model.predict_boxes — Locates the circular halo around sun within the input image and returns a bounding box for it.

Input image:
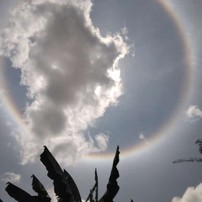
[0,0,194,160]
[87,0,194,159]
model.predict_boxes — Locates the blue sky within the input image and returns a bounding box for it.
[0,1,202,202]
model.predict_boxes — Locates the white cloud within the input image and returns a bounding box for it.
[186,105,202,119]
[139,132,149,142]
[95,133,109,151]
[0,0,129,164]
[1,172,21,184]
[139,133,146,141]
[172,183,202,202]
[47,187,57,202]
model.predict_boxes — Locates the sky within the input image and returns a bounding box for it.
[0,0,202,202]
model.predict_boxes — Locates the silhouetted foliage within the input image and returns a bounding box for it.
[195,139,202,153]
[40,146,81,202]
[99,146,120,202]
[173,139,202,164]
[2,146,128,202]
[5,182,51,202]
[86,169,98,202]
[31,175,50,198]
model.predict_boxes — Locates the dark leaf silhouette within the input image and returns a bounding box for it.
[31,174,50,198]
[173,158,202,163]
[99,146,120,202]
[63,169,82,202]
[5,182,31,202]
[195,139,202,153]
[40,146,82,202]
[5,182,51,202]
[3,146,130,202]
[86,169,98,202]
[173,139,202,164]
[95,169,98,202]
[40,146,73,202]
